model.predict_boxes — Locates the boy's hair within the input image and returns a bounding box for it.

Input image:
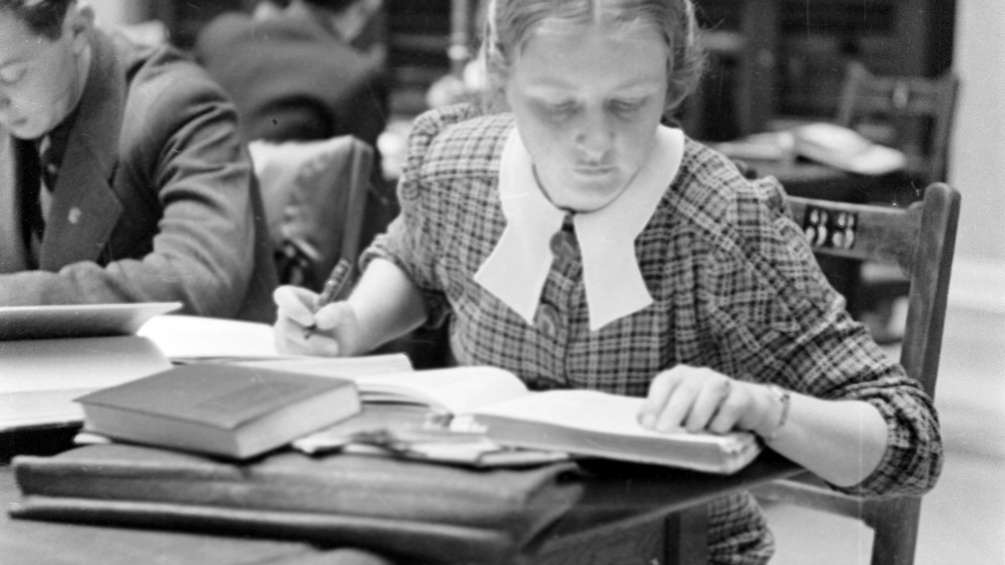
[479,0,706,117]
[0,0,73,40]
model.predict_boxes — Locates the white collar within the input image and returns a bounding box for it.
[474,125,684,331]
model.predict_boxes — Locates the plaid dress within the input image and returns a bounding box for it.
[362,104,943,564]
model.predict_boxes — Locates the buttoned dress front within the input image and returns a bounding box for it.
[362,104,943,564]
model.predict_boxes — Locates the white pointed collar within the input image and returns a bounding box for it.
[474,124,684,331]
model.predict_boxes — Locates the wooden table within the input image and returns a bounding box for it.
[1,429,800,565]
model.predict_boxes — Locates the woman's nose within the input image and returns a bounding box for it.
[0,95,11,123]
[575,109,614,161]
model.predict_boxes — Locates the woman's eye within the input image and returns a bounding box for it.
[544,101,577,116]
[0,66,26,85]
[610,99,644,116]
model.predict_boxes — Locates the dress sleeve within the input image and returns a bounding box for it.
[360,104,481,327]
[707,176,943,498]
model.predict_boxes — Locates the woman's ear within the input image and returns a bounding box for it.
[66,4,96,55]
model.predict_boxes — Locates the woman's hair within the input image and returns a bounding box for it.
[302,0,358,14]
[0,0,73,40]
[478,0,706,117]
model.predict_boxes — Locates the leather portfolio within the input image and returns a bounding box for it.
[10,443,584,564]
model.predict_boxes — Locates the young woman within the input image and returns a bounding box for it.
[273,1,942,561]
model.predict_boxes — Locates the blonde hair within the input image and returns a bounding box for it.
[477,0,705,117]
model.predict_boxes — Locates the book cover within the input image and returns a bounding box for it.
[75,364,362,459]
[0,302,181,341]
[11,442,583,558]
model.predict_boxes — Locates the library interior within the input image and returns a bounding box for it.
[2,1,1002,564]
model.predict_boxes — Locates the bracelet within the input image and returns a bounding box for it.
[762,384,791,441]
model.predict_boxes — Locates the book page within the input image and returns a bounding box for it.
[0,336,172,431]
[138,314,284,360]
[465,389,746,446]
[794,122,906,175]
[0,302,181,340]
[234,354,414,378]
[353,366,530,414]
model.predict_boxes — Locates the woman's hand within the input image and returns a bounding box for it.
[272,285,363,357]
[638,365,780,437]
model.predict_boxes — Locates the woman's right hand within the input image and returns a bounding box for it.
[272,285,363,356]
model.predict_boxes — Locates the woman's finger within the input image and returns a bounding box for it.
[655,376,701,432]
[273,313,310,355]
[273,285,318,327]
[639,367,685,429]
[708,384,749,434]
[684,378,733,433]
[312,301,353,331]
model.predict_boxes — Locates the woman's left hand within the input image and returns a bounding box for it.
[638,365,776,436]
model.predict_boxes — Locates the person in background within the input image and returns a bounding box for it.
[272,0,943,562]
[0,0,277,322]
[194,0,388,149]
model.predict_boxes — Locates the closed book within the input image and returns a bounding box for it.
[75,364,361,459]
[11,443,583,562]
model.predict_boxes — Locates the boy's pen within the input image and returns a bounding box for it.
[303,258,353,340]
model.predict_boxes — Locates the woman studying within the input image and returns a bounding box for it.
[273,0,943,562]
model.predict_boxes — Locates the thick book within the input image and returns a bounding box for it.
[11,443,583,562]
[453,389,762,475]
[75,364,362,460]
[280,366,761,474]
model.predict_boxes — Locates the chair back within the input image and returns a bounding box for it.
[835,62,960,186]
[755,183,961,565]
[249,136,375,292]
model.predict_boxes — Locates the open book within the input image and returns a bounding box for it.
[266,365,762,474]
[712,122,906,176]
[137,314,286,362]
[792,122,906,175]
[0,303,183,432]
[452,388,762,474]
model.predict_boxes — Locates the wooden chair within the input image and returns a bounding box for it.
[752,182,961,565]
[249,136,376,292]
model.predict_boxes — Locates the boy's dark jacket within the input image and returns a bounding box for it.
[0,28,276,322]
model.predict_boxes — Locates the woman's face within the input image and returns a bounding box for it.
[504,20,669,213]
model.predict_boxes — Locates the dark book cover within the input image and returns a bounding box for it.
[75,364,361,459]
